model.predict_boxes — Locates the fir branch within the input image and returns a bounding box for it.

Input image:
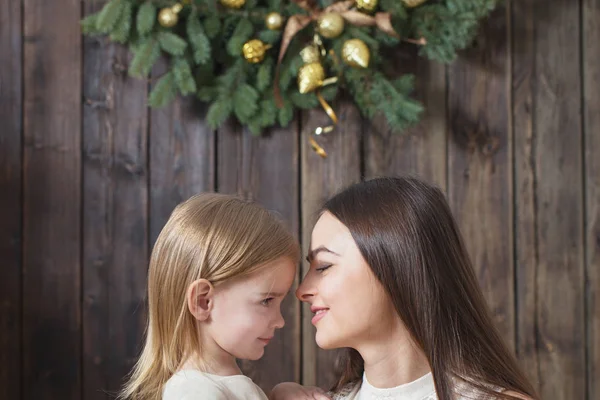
[226,18,254,57]
[110,1,133,43]
[207,99,233,129]
[81,14,102,35]
[256,59,273,92]
[233,83,260,123]
[204,16,222,39]
[187,12,212,64]
[148,72,177,107]
[129,37,161,77]
[278,99,294,127]
[137,2,157,37]
[97,0,125,34]
[173,57,197,95]
[158,31,188,56]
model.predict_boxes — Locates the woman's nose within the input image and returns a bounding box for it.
[295,272,316,302]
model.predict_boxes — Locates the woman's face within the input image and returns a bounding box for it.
[296,211,399,350]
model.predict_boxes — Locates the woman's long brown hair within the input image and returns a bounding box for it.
[324,176,538,400]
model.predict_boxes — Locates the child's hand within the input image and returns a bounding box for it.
[270,382,331,400]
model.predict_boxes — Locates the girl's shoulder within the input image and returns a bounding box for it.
[163,370,268,400]
[163,370,229,399]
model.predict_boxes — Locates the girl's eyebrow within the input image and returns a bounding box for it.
[306,246,340,262]
[259,291,285,297]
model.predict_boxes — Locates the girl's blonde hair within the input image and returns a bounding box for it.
[119,193,300,400]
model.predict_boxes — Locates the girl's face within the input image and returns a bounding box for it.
[207,257,296,361]
[296,212,399,350]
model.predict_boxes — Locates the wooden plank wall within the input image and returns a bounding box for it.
[0,0,597,398]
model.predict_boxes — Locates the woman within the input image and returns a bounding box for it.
[295,176,538,400]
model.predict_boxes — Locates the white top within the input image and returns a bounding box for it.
[331,373,500,400]
[163,369,269,400]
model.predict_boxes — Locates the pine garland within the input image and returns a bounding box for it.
[82,0,499,135]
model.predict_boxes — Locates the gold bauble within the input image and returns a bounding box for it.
[356,0,378,12]
[342,39,370,68]
[401,0,427,7]
[317,13,345,39]
[265,12,284,30]
[298,62,325,94]
[242,39,271,63]
[220,0,246,8]
[300,44,321,64]
[158,4,183,28]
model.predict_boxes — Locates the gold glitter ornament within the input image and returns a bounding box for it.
[300,44,321,64]
[342,38,370,68]
[158,3,183,28]
[356,0,378,13]
[265,12,284,30]
[220,0,246,9]
[242,39,271,63]
[298,62,326,94]
[316,13,345,38]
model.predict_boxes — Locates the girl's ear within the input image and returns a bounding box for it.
[186,279,214,321]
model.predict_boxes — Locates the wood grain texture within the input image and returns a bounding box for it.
[512,0,585,397]
[301,103,361,389]
[149,58,215,246]
[22,0,82,398]
[218,121,300,393]
[82,2,149,395]
[0,0,22,398]
[365,46,447,191]
[448,6,515,348]
[583,0,600,398]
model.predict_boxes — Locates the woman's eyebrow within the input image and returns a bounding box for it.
[306,246,340,262]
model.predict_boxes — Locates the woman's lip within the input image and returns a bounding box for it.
[258,337,272,344]
[311,309,328,325]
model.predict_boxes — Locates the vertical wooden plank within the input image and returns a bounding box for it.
[301,104,361,389]
[447,6,514,347]
[0,0,22,399]
[218,121,300,393]
[149,59,215,245]
[82,1,149,396]
[22,0,82,398]
[583,0,600,398]
[364,47,447,191]
[513,0,585,398]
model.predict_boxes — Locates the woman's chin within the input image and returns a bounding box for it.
[315,330,341,350]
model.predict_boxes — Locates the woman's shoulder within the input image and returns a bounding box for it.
[328,383,361,400]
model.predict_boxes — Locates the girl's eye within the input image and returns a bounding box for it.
[261,297,274,306]
[316,265,332,273]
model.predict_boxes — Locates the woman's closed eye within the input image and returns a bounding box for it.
[316,264,332,273]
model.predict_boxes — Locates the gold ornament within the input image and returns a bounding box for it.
[158,3,183,28]
[342,39,370,68]
[317,13,345,39]
[401,0,428,8]
[356,0,378,13]
[242,39,271,63]
[220,0,246,8]
[265,12,284,30]
[298,63,326,94]
[300,44,321,64]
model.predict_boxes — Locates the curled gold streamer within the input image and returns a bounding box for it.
[309,137,328,158]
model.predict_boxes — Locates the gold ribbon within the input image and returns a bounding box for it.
[274,0,399,107]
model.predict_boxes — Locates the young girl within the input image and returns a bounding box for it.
[119,193,327,400]
[295,176,538,400]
